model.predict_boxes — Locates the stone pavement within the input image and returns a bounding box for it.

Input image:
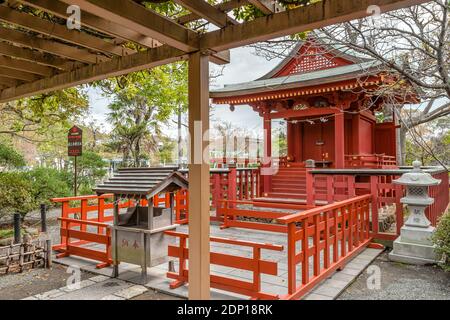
[23,275,148,300]
[51,224,383,300]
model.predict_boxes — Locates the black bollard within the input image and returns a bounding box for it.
[40,204,47,233]
[13,213,21,244]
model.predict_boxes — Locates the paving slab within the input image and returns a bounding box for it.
[53,279,132,300]
[304,293,334,300]
[101,295,126,300]
[34,289,65,300]
[60,279,95,292]
[304,247,383,300]
[114,285,148,299]
[89,275,111,283]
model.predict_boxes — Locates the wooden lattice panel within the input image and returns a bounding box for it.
[289,50,339,74]
[273,41,354,78]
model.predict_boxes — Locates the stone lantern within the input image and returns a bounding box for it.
[389,160,441,265]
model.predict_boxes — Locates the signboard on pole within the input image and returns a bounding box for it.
[68,126,83,157]
[68,126,82,196]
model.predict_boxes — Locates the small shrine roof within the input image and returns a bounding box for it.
[94,167,188,198]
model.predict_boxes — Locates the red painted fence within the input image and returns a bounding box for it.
[217,200,314,233]
[56,217,112,269]
[278,194,373,300]
[165,230,283,300]
[305,167,449,240]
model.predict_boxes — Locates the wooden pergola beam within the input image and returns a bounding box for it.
[0,76,22,87]
[0,55,56,77]
[177,0,248,25]
[200,0,429,51]
[173,0,235,28]
[0,66,40,82]
[18,0,161,49]
[19,0,231,64]
[0,6,132,56]
[247,0,282,15]
[0,46,187,102]
[0,27,106,64]
[61,0,199,52]
[0,41,78,71]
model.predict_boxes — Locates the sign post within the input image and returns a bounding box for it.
[68,126,83,196]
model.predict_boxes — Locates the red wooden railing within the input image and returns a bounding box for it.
[305,168,449,240]
[217,200,314,233]
[345,154,397,168]
[277,194,373,300]
[178,167,261,221]
[56,217,112,269]
[174,189,189,224]
[51,194,124,250]
[165,230,283,300]
[426,170,450,226]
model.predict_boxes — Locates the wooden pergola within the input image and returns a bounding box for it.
[0,0,427,299]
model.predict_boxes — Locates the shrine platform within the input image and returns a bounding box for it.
[53,223,382,300]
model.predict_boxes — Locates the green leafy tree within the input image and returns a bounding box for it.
[0,88,88,142]
[432,211,450,272]
[156,136,176,165]
[26,168,72,206]
[0,142,25,170]
[0,172,35,218]
[97,63,187,167]
[69,151,107,194]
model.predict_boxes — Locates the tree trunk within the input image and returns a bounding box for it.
[134,139,141,167]
[398,126,407,166]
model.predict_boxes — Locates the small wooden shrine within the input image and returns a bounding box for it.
[211,37,409,170]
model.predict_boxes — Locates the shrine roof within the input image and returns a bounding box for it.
[210,60,382,99]
[257,38,373,81]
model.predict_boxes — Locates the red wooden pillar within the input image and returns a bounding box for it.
[351,114,360,156]
[262,112,272,195]
[334,112,345,169]
[287,121,294,160]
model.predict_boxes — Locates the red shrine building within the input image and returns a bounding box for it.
[211,38,402,172]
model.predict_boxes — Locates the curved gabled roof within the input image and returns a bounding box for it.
[210,35,379,102]
[211,60,381,99]
[257,36,373,80]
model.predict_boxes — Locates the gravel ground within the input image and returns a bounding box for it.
[0,264,91,300]
[338,252,450,300]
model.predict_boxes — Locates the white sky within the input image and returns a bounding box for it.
[87,46,283,138]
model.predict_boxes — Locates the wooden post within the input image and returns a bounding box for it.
[40,204,47,233]
[13,213,21,244]
[188,51,210,300]
[112,195,119,278]
[262,111,272,195]
[334,112,345,169]
[45,239,52,269]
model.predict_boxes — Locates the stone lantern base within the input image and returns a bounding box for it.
[389,225,438,265]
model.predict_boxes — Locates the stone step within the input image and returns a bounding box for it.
[265,192,306,199]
